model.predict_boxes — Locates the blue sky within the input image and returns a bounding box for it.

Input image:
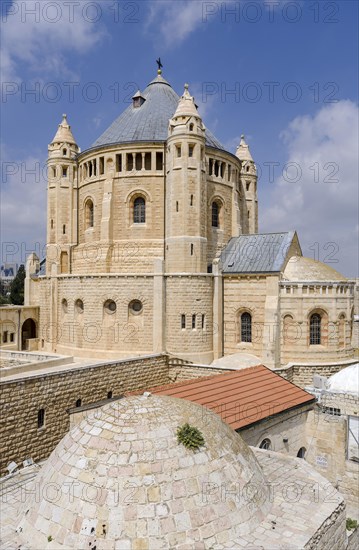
[1,0,358,276]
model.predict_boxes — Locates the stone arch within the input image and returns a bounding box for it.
[21,318,37,350]
[297,447,306,459]
[259,438,272,450]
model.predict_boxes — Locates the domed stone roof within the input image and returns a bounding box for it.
[327,363,359,394]
[283,255,347,281]
[92,75,224,150]
[17,394,271,549]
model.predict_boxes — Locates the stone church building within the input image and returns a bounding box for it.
[21,69,355,368]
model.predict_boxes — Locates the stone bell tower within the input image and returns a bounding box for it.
[236,135,258,234]
[165,84,207,273]
[47,114,79,275]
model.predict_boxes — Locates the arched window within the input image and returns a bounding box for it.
[259,438,271,450]
[241,312,252,343]
[134,197,146,224]
[85,199,94,228]
[75,299,84,314]
[104,300,117,315]
[129,300,143,314]
[75,399,82,408]
[297,447,306,459]
[211,201,219,228]
[310,313,321,345]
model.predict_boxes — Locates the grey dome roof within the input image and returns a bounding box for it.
[92,75,225,150]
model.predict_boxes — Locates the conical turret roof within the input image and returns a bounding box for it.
[236,134,254,162]
[172,84,200,118]
[51,114,77,145]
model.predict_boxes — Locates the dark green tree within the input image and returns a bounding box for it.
[9,264,25,305]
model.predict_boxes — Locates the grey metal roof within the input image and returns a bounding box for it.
[92,75,224,150]
[220,232,296,273]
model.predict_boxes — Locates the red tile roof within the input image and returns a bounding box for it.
[134,365,315,431]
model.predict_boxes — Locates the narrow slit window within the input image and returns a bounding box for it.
[127,154,133,171]
[145,152,151,170]
[99,156,104,175]
[212,202,220,228]
[156,152,163,170]
[116,154,122,172]
[192,314,196,329]
[135,153,142,171]
[37,409,45,429]
[181,314,186,329]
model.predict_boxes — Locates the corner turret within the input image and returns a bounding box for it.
[236,135,258,233]
[166,85,207,273]
[46,115,79,275]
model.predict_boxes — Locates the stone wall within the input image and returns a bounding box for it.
[274,359,357,387]
[305,409,359,510]
[0,354,168,475]
[304,500,347,549]
[239,405,313,456]
[169,363,231,382]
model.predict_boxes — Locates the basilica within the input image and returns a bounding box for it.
[20,68,355,368]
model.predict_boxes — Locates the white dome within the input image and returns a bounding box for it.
[327,363,359,394]
[283,256,347,281]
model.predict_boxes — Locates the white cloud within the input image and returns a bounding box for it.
[1,146,47,264]
[146,1,206,46]
[260,100,359,277]
[1,0,107,83]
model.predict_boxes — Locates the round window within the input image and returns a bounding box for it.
[129,300,143,314]
[75,299,84,314]
[104,299,117,314]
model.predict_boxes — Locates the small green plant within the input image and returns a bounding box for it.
[47,535,53,542]
[346,518,358,531]
[177,423,205,450]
